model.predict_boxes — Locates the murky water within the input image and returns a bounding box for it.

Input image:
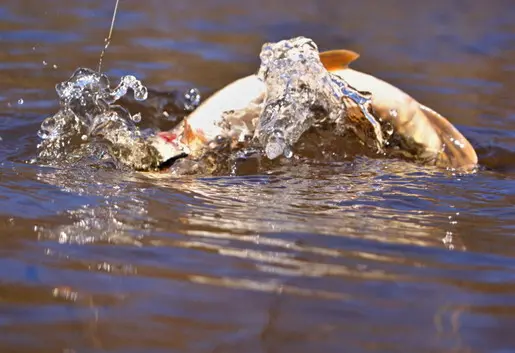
[2,1,515,352]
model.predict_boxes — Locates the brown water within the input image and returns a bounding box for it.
[2,1,515,352]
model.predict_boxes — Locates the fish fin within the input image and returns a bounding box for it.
[182,120,208,153]
[182,120,196,144]
[319,49,360,71]
[419,104,478,170]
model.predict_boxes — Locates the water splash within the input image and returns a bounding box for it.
[329,77,384,150]
[54,68,147,108]
[253,36,384,161]
[254,37,337,159]
[37,68,163,171]
[36,37,390,175]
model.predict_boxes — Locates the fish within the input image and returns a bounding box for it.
[319,49,478,171]
[152,47,478,172]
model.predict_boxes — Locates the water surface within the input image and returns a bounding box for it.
[1,1,515,352]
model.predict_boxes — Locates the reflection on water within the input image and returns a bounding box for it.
[2,0,515,352]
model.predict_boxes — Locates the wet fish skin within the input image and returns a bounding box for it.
[152,45,478,172]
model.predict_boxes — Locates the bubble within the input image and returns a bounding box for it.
[43,60,47,66]
[17,98,24,105]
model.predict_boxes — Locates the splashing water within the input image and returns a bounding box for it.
[36,37,388,175]
[54,68,147,107]
[36,68,167,171]
[254,37,342,159]
[150,36,389,175]
[329,77,384,151]
[253,36,384,160]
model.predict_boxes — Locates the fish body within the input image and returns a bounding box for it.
[322,50,477,170]
[153,47,478,171]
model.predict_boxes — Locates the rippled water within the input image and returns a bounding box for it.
[2,1,515,352]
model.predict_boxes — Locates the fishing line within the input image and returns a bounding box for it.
[98,0,120,72]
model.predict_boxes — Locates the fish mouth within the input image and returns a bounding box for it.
[157,152,189,169]
[150,131,190,169]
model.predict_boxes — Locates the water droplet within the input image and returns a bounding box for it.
[17,98,24,105]
[384,122,394,137]
[109,75,148,102]
[442,231,454,250]
[37,116,58,140]
[53,64,58,69]
[42,60,47,66]
[134,87,147,101]
[184,88,201,111]
[131,113,142,123]
[265,136,287,160]
[265,141,282,159]
[283,145,293,158]
[58,231,68,243]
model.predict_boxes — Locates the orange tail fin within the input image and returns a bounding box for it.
[319,49,360,71]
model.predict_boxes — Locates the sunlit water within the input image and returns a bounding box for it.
[2,1,515,352]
